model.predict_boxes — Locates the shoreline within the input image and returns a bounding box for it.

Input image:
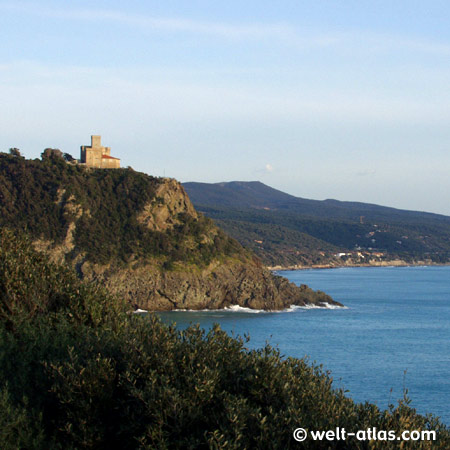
[267,261,450,271]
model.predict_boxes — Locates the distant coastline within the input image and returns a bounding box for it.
[183,181,450,270]
[268,260,450,271]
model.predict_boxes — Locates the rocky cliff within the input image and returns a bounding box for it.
[0,153,341,310]
[81,259,335,311]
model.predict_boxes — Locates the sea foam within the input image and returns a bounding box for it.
[173,302,347,313]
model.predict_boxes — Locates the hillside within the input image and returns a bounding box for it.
[1,229,448,448]
[0,151,339,310]
[183,181,450,267]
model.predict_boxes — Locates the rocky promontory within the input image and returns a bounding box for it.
[0,152,342,310]
[81,259,337,311]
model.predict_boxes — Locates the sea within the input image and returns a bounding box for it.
[157,265,450,424]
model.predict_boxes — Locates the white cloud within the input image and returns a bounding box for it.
[0,2,296,41]
[362,32,450,57]
[1,61,449,127]
[254,164,274,175]
[3,2,450,56]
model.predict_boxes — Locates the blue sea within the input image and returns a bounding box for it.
[157,266,450,424]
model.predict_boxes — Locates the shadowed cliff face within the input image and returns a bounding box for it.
[66,179,340,311]
[0,154,341,310]
[80,260,338,311]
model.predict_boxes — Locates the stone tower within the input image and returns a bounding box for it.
[80,135,120,169]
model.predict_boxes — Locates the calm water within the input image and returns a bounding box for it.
[157,266,450,424]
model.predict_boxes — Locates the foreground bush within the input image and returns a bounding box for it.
[0,229,448,449]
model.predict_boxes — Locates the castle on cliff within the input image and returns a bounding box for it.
[80,135,120,169]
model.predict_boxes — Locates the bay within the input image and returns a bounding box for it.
[157,265,450,424]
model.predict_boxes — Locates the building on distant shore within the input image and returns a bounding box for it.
[80,135,120,168]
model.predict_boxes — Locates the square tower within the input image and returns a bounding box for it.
[80,135,120,168]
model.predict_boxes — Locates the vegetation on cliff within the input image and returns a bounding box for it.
[1,229,448,449]
[0,152,339,310]
[0,152,244,267]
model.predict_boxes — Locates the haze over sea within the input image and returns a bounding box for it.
[158,265,450,424]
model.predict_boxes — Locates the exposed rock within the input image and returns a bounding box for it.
[80,259,340,311]
[20,171,341,311]
[137,179,198,232]
[33,191,85,264]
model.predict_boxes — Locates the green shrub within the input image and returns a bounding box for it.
[0,230,448,448]
[0,385,45,450]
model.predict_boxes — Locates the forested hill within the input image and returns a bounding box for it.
[0,152,245,268]
[183,181,450,267]
[0,151,339,310]
[183,181,450,224]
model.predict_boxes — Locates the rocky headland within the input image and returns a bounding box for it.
[0,152,341,311]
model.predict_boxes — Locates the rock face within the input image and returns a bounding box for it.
[70,178,340,311]
[137,179,199,232]
[81,260,338,311]
[48,178,341,311]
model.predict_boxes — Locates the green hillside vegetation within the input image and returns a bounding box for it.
[1,228,449,449]
[0,151,343,311]
[183,182,450,266]
[0,151,245,268]
[212,217,340,267]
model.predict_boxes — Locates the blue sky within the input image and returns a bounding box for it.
[1,1,450,214]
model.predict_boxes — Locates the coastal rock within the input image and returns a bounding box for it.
[52,176,342,311]
[80,260,340,311]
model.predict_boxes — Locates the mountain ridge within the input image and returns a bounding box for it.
[184,180,450,221]
[183,181,450,267]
